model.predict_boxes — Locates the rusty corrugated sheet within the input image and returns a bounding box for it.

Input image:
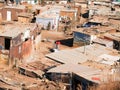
[1,8,23,21]
[10,45,20,59]
[21,39,33,59]
[10,39,33,61]
[60,11,74,19]
[0,36,4,49]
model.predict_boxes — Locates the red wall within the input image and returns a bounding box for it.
[0,8,23,21]
[10,39,33,61]
[21,39,33,59]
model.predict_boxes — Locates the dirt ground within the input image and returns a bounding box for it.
[0,6,95,90]
[0,30,74,90]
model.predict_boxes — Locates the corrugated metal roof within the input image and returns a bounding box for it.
[18,64,44,77]
[97,54,120,65]
[73,26,115,35]
[18,12,33,18]
[0,22,36,38]
[48,64,101,83]
[104,33,120,41]
[46,49,88,64]
[4,5,26,9]
[92,38,113,45]
[46,44,120,64]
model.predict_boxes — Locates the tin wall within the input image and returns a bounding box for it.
[0,8,23,21]
[10,39,33,64]
[0,36,4,49]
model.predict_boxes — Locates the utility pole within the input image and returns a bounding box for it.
[68,72,72,90]
[83,41,86,54]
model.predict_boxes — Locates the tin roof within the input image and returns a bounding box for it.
[96,54,120,65]
[48,64,101,83]
[104,33,120,41]
[92,38,113,45]
[46,44,120,64]
[18,12,33,18]
[18,64,44,77]
[0,22,36,38]
[73,26,116,35]
[36,7,60,19]
[46,44,120,83]
[4,5,26,10]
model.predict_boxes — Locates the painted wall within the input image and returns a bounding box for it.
[36,17,59,30]
[73,31,91,45]
[21,39,33,60]
[0,8,23,21]
[10,39,33,63]
[12,34,22,46]
[34,34,41,49]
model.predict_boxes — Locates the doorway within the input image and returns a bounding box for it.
[5,38,10,50]
[7,11,11,21]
